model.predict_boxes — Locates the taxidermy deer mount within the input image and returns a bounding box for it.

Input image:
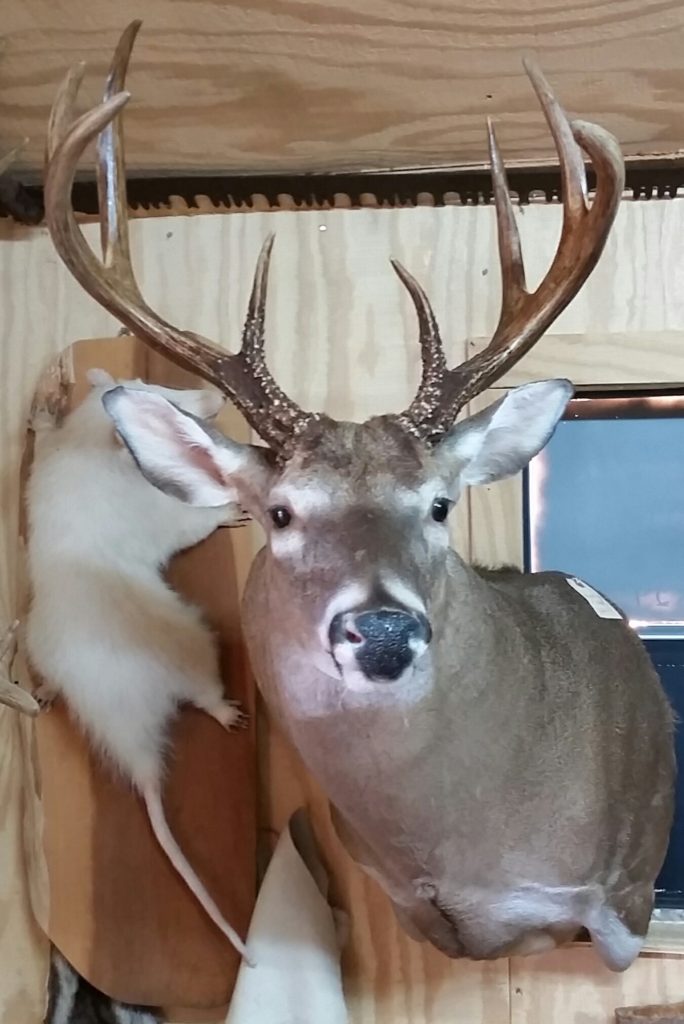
[44,21,675,972]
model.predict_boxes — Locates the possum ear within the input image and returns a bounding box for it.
[87,368,115,387]
[102,386,271,507]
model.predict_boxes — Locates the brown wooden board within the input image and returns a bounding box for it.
[23,336,256,1009]
[9,198,684,1024]
[616,1003,684,1023]
[4,1,684,177]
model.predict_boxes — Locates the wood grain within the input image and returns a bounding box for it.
[615,999,684,1022]
[4,1,684,175]
[465,392,523,571]
[0,714,48,1024]
[25,337,257,1008]
[1,199,684,1021]
[511,949,684,1024]
[468,331,684,388]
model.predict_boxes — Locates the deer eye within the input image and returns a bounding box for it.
[270,506,292,529]
[431,497,450,523]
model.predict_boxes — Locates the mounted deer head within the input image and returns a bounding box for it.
[45,23,675,972]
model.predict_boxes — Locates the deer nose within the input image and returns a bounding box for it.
[329,608,432,682]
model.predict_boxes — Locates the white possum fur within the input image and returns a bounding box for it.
[26,368,253,964]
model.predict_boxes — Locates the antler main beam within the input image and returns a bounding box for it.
[44,21,313,454]
[395,61,625,442]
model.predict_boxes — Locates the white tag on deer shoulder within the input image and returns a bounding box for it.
[566,577,623,620]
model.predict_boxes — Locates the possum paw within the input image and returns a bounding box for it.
[209,700,248,731]
[33,682,57,710]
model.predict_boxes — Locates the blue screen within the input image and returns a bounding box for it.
[525,400,684,907]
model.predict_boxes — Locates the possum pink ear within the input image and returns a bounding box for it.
[102,386,266,507]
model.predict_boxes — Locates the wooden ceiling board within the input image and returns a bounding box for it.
[2,1,684,177]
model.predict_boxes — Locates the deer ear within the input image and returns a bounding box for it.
[438,379,573,487]
[102,386,269,507]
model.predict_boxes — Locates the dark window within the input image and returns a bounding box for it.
[524,393,684,908]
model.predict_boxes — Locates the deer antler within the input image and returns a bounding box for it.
[45,25,623,451]
[44,21,314,454]
[395,60,625,442]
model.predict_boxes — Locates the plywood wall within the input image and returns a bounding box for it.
[2,198,684,1023]
[3,1,684,175]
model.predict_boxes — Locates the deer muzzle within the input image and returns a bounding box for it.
[329,607,432,683]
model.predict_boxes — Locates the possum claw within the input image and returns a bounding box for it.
[33,681,57,710]
[209,699,248,731]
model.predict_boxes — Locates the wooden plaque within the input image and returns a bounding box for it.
[23,337,256,1009]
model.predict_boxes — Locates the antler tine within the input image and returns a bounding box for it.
[44,23,312,453]
[398,59,624,440]
[241,232,275,361]
[524,58,588,219]
[97,19,140,272]
[46,62,85,162]
[487,119,526,310]
[572,118,625,227]
[237,233,312,422]
[391,260,448,422]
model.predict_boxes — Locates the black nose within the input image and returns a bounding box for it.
[329,608,432,681]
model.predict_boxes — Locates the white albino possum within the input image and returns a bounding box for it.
[26,368,252,963]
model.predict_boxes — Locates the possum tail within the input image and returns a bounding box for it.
[143,784,255,966]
